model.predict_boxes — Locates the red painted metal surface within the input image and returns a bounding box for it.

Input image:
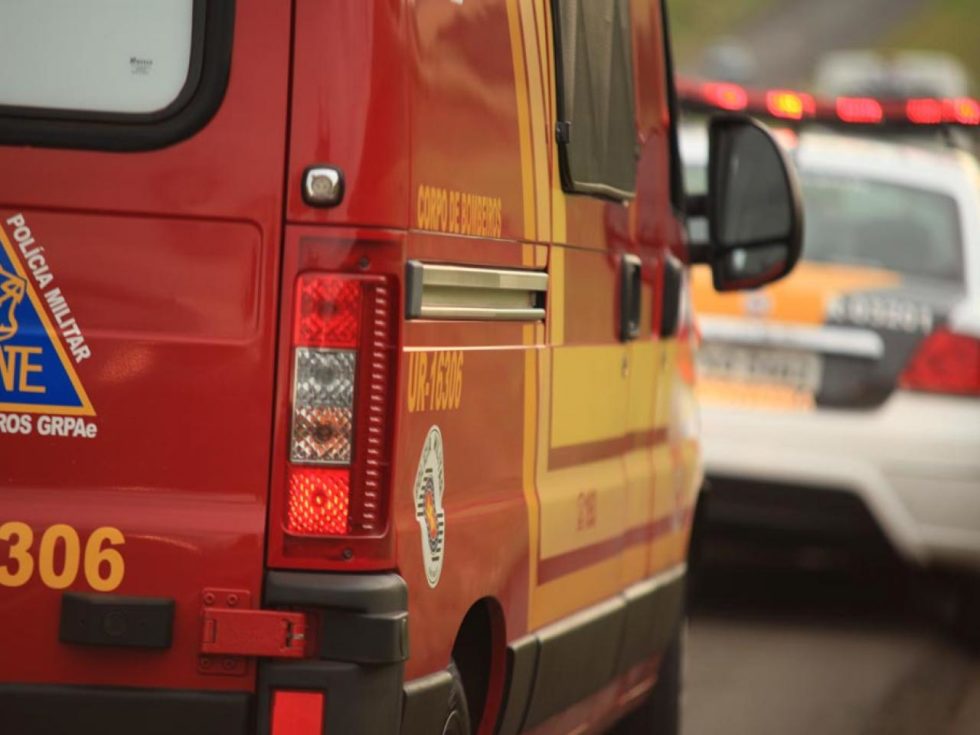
[0,2,292,692]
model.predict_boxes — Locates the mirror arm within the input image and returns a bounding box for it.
[686,193,707,218]
[688,241,711,264]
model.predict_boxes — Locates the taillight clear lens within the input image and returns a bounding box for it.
[291,348,355,464]
[899,328,980,397]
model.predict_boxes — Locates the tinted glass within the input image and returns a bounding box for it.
[801,175,964,282]
[555,0,638,198]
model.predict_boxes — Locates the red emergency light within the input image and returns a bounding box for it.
[701,82,748,111]
[835,97,883,124]
[765,90,816,121]
[677,76,980,129]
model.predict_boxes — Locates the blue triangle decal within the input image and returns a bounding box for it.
[0,228,94,416]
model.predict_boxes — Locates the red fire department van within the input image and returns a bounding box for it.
[0,2,800,733]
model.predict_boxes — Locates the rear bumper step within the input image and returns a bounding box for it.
[0,686,249,735]
[8,572,409,735]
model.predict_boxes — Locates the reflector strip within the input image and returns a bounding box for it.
[271,691,324,735]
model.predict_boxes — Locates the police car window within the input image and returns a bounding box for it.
[802,175,963,283]
[0,0,194,115]
[553,0,638,200]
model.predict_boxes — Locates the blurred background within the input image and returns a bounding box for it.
[668,0,977,94]
[667,1,980,733]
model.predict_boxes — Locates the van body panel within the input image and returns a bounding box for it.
[0,2,292,692]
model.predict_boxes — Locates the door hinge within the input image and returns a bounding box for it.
[199,589,309,676]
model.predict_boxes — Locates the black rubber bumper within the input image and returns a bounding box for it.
[0,686,249,735]
[1,571,409,735]
[256,571,409,735]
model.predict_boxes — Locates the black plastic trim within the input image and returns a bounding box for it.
[620,253,643,341]
[0,0,235,151]
[511,570,686,731]
[405,260,425,319]
[59,592,174,650]
[0,685,248,735]
[400,670,454,735]
[265,571,409,664]
[523,597,628,729]
[660,254,684,338]
[256,571,408,734]
[615,575,685,674]
[496,635,539,735]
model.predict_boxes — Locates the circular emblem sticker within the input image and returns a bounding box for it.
[414,425,446,588]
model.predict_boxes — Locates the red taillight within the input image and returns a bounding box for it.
[701,82,747,111]
[285,273,395,544]
[287,467,351,535]
[294,275,362,348]
[899,328,980,397]
[271,691,324,735]
[836,97,883,124]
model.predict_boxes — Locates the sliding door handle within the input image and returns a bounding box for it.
[619,254,642,342]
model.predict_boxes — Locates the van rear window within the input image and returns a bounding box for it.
[0,1,195,115]
[0,0,234,151]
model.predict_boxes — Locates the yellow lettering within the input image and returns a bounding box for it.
[0,347,15,391]
[84,527,125,592]
[38,524,81,590]
[0,521,34,587]
[18,346,44,394]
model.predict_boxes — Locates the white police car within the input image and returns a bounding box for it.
[682,117,980,577]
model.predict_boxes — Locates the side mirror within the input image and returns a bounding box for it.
[689,115,803,292]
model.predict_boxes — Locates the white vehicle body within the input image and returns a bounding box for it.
[684,127,980,571]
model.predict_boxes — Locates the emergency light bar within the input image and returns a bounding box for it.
[676,75,980,127]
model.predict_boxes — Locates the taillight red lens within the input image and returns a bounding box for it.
[899,328,980,397]
[271,691,324,735]
[294,275,362,348]
[836,97,883,124]
[287,467,351,535]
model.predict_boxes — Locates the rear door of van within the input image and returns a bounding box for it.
[0,2,291,729]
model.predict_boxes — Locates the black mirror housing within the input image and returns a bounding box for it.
[695,115,804,292]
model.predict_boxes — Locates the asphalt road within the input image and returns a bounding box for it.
[683,561,980,735]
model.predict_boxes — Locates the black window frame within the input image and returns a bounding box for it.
[659,0,686,216]
[0,0,235,152]
[550,0,640,202]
